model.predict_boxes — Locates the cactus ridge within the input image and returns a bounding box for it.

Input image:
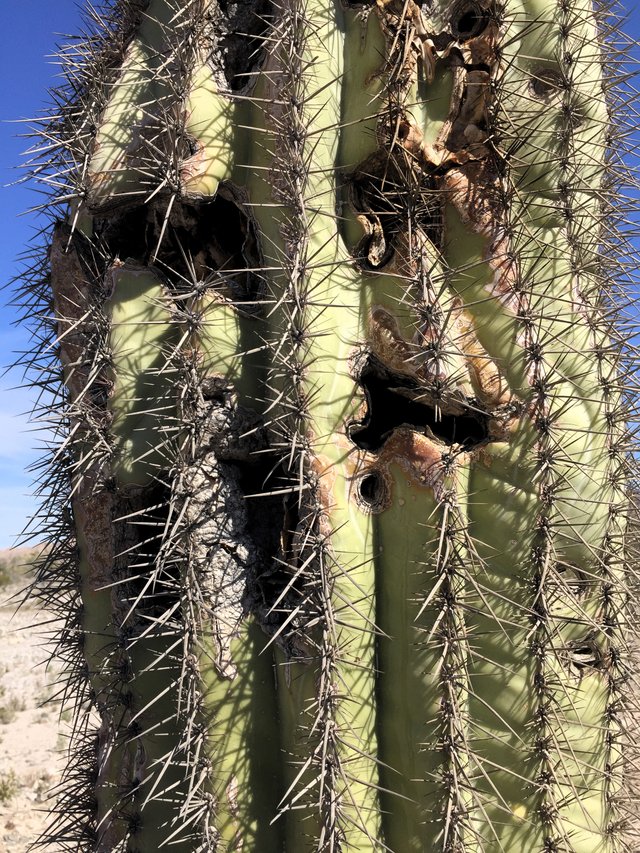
[10,0,640,849]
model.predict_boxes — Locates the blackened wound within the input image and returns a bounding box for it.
[112,483,178,624]
[99,194,263,303]
[349,359,490,452]
[216,0,273,91]
[358,471,388,507]
[451,3,490,40]
[350,166,441,269]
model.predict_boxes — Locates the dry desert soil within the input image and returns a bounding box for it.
[0,549,65,852]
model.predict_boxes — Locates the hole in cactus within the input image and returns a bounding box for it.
[529,68,564,99]
[357,471,389,511]
[565,638,604,677]
[100,193,263,305]
[350,163,442,268]
[451,3,489,40]
[217,0,274,91]
[397,121,411,141]
[349,359,490,452]
[555,561,589,596]
[113,484,181,623]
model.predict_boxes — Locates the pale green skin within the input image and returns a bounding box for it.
[63,0,620,848]
[87,0,179,207]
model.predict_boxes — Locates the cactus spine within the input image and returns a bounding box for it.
[17,0,637,849]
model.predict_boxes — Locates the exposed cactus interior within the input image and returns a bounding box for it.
[15,0,640,849]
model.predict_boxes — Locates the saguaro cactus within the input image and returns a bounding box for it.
[18,0,638,849]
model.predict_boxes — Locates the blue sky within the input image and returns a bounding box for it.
[0,2,639,548]
[1,2,87,547]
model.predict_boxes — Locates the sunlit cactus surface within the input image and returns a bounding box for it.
[15,0,640,849]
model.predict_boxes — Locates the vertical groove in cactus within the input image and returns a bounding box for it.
[14,0,639,849]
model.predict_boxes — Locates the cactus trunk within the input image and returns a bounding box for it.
[20,0,636,849]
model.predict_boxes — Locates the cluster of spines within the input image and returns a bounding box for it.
[17,216,116,850]
[360,0,640,847]
[9,0,640,849]
[27,0,148,219]
[558,1,629,845]
[594,7,640,849]
[376,15,479,846]
[494,0,636,847]
[256,3,352,846]
[13,2,227,849]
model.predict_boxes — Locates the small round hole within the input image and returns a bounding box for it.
[355,469,390,513]
[397,120,411,141]
[451,4,488,40]
[360,472,383,503]
[529,68,563,99]
[569,643,602,673]
[555,561,588,592]
[564,637,604,678]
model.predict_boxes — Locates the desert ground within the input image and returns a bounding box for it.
[0,549,65,852]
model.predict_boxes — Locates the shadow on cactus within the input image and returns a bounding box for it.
[13,0,640,849]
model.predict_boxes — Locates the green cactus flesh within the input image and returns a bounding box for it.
[27,0,634,849]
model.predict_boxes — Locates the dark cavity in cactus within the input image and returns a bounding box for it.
[13,0,640,849]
